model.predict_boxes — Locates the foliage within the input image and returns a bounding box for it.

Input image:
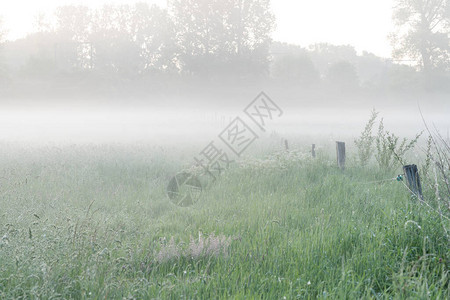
[0,142,448,298]
[5,1,274,81]
[356,51,388,88]
[271,52,320,86]
[421,135,434,179]
[308,43,358,75]
[420,122,450,238]
[1,2,449,93]
[326,60,359,91]
[155,233,232,263]
[391,0,450,72]
[354,109,378,166]
[51,4,177,75]
[355,110,422,170]
[382,63,422,91]
[169,0,275,79]
[375,118,422,170]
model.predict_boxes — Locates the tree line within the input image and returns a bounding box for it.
[4,1,275,79]
[0,0,448,96]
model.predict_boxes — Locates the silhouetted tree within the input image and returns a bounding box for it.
[89,4,141,76]
[308,43,358,78]
[3,13,58,80]
[34,13,53,33]
[326,60,359,91]
[54,5,91,70]
[391,0,450,72]
[271,53,319,86]
[356,51,389,89]
[128,3,177,73]
[89,4,175,77]
[19,32,58,78]
[169,0,275,79]
[55,5,90,42]
[383,63,422,91]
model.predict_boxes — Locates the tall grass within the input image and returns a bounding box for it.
[0,141,448,299]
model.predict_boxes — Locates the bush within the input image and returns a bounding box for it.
[354,109,378,166]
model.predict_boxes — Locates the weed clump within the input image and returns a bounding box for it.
[155,232,232,263]
[354,109,421,170]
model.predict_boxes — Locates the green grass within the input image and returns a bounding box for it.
[0,143,448,299]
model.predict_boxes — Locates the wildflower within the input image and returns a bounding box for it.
[156,237,180,263]
[156,233,232,263]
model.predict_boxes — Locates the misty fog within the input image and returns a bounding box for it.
[0,3,448,149]
[0,1,448,149]
[0,1,449,298]
[0,95,448,146]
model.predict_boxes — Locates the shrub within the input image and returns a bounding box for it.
[354,109,378,166]
[375,118,421,171]
[155,232,232,263]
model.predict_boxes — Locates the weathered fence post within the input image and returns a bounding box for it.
[336,141,346,170]
[312,144,316,158]
[284,139,289,151]
[403,164,423,200]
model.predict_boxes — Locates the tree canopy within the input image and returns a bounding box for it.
[1,1,448,95]
[391,0,450,72]
[169,0,275,78]
[21,1,276,80]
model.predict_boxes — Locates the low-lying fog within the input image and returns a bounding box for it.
[0,98,448,146]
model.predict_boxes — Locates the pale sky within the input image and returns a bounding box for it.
[0,0,395,58]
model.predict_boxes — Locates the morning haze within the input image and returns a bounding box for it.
[0,1,449,298]
[0,0,448,143]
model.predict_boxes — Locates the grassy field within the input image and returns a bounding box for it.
[0,141,448,299]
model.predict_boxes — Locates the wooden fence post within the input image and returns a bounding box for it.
[403,164,423,200]
[312,144,316,158]
[284,139,289,151]
[336,142,346,170]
